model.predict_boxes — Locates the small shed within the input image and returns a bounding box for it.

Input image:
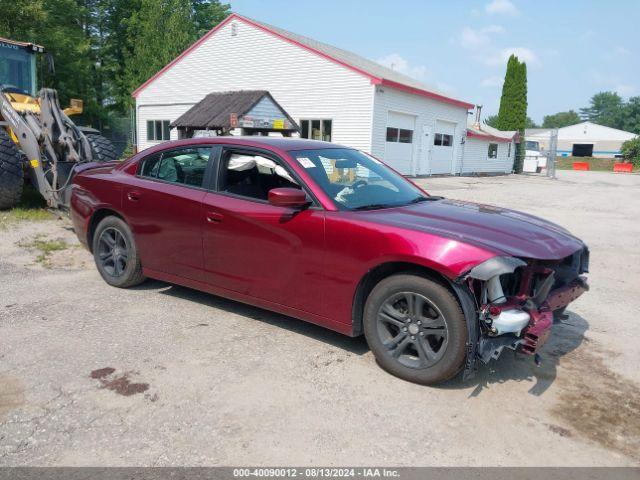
[170,90,299,138]
[462,121,518,174]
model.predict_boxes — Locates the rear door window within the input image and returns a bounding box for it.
[138,147,211,188]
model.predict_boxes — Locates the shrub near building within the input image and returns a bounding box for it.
[621,137,640,168]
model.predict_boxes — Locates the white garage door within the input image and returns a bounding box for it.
[431,120,456,174]
[384,111,416,175]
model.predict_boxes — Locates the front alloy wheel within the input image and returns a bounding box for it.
[377,292,448,369]
[364,274,468,385]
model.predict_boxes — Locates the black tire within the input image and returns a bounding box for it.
[92,216,145,288]
[0,129,24,210]
[364,274,468,385]
[85,133,118,163]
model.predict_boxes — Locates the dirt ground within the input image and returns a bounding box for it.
[1,170,639,466]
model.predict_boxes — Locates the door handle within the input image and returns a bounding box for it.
[127,191,141,202]
[206,212,224,224]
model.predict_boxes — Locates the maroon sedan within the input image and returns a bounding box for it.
[71,137,589,385]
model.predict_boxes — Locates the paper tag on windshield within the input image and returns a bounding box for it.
[297,157,315,168]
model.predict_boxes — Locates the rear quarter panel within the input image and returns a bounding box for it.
[71,167,126,248]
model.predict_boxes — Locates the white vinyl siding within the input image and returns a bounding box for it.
[137,104,195,150]
[135,20,373,151]
[461,138,514,174]
[371,86,468,175]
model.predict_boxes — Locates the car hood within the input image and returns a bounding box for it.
[359,199,585,260]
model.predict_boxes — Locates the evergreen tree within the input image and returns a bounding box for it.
[542,110,581,128]
[191,0,230,37]
[121,0,230,108]
[496,54,528,173]
[579,91,623,127]
[618,96,640,135]
[484,114,499,128]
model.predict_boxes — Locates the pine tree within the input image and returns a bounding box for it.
[496,54,528,173]
[121,0,230,108]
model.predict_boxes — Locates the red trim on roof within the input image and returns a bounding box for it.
[380,79,474,109]
[467,130,514,143]
[132,13,473,110]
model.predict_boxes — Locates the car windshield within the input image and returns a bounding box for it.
[289,148,428,210]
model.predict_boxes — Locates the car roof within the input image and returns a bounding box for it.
[145,136,348,153]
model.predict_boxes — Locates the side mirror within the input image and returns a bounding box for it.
[268,188,309,208]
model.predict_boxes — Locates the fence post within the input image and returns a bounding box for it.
[547,128,558,179]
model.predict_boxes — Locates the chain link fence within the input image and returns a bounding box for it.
[522,128,558,178]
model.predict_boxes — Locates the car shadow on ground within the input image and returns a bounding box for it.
[140,280,370,355]
[134,280,589,392]
[441,311,590,397]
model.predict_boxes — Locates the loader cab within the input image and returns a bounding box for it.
[0,37,42,97]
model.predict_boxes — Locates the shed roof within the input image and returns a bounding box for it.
[171,90,298,131]
[132,13,474,109]
[467,122,517,143]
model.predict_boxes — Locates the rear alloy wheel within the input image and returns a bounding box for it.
[0,129,24,210]
[92,216,145,288]
[85,133,118,163]
[364,274,468,385]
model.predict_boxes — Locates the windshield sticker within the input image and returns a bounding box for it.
[297,157,316,168]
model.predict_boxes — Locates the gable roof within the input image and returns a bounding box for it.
[132,13,474,109]
[171,90,298,131]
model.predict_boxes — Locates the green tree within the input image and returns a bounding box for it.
[618,96,640,135]
[496,54,528,172]
[486,114,536,129]
[121,0,230,108]
[0,0,46,41]
[484,114,499,128]
[579,91,624,128]
[192,0,230,37]
[542,110,581,128]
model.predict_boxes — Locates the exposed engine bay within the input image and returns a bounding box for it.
[458,247,590,379]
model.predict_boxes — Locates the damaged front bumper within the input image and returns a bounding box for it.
[457,248,589,380]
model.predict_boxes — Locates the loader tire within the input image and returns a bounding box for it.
[0,129,24,210]
[86,133,118,163]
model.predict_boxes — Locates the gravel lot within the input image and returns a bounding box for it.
[1,170,639,466]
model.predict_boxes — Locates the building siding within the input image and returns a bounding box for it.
[461,137,514,174]
[135,20,374,152]
[371,86,469,175]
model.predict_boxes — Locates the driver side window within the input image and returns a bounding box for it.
[218,149,300,201]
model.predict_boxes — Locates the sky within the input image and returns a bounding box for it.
[228,0,639,124]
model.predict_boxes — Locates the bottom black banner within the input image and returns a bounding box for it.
[0,468,638,480]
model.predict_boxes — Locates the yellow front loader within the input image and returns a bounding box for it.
[0,37,118,209]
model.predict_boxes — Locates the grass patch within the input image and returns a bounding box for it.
[0,185,53,226]
[19,235,68,267]
[555,156,638,172]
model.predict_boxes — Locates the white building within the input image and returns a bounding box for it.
[526,122,637,158]
[133,13,512,176]
[463,122,517,174]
